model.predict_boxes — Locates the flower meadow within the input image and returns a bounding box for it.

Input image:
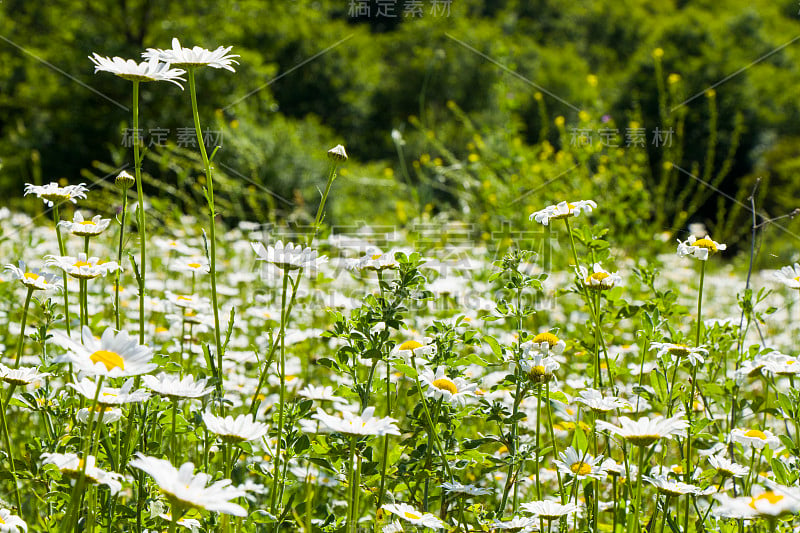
[1,40,800,533]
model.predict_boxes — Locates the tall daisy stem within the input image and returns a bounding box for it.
[187,69,224,412]
[115,186,129,331]
[0,394,22,513]
[131,81,146,345]
[53,204,71,337]
[684,260,705,532]
[269,270,290,516]
[13,287,34,368]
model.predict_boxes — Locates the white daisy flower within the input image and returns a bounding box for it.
[596,414,688,447]
[311,405,400,437]
[553,447,606,480]
[773,263,800,290]
[520,499,581,520]
[143,373,214,400]
[251,240,327,271]
[575,388,631,412]
[419,367,477,406]
[52,325,157,378]
[523,331,566,357]
[143,38,239,72]
[489,516,538,531]
[519,352,560,383]
[440,481,493,496]
[45,253,121,280]
[57,211,111,237]
[69,377,150,405]
[346,248,399,272]
[170,257,209,275]
[4,261,62,291]
[650,342,708,367]
[708,454,749,478]
[203,413,268,443]
[129,454,247,516]
[0,364,50,387]
[676,235,726,261]
[381,503,445,529]
[41,453,123,494]
[0,508,27,532]
[529,200,597,226]
[297,384,345,404]
[578,263,621,290]
[23,182,88,207]
[76,405,123,425]
[730,428,781,450]
[643,474,701,496]
[89,53,185,88]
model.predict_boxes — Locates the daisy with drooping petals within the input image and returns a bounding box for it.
[4,261,62,291]
[529,200,597,226]
[0,364,49,387]
[52,325,157,377]
[489,516,538,532]
[311,405,400,437]
[575,388,631,413]
[730,428,781,450]
[129,454,246,516]
[650,342,708,367]
[578,263,621,290]
[597,414,688,447]
[251,240,327,271]
[143,38,239,72]
[24,182,88,207]
[440,481,492,496]
[89,53,185,87]
[676,235,726,261]
[45,253,120,280]
[773,263,800,289]
[381,502,445,529]
[76,405,122,425]
[519,352,560,383]
[419,367,477,406]
[203,413,268,443]
[57,211,111,237]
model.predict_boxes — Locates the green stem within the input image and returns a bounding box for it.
[53,204,71,337]
[545,382,566,503]
[631,445,646,533]
[310,161,339,246]
[115,187,128,331]
[187,69,224,412]
[131,81,146,344]
[0,394,22,513]
[269,270,290,515]
[346,435,357,533]
[684,260,705,533]
[13,287,34,368]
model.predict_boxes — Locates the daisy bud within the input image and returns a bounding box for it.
[327,144,348,162]
[115,170,135,189]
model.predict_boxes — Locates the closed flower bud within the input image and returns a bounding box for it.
[115,170,135,189]
[327,144,347,162]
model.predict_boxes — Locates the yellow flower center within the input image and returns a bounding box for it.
[588,272,610,282]
[73,261,92,268]
[178,296,192,301]
[533,332,559,347]
[89,350,125,372]
[0,515,4,524]
[187,263,201,268]
[692,238,717,252]
[749,491,784,509]
[398,340,423,351]
[79,221,95,225]
[24,272,40,280]
[371,254,382,260]
[404,511,421,520]
[744,429,767,440]
[668,345,690,356]
[570,462,592,476]
[432,377,458,395]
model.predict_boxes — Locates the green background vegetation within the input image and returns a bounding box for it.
[2,0,800,257]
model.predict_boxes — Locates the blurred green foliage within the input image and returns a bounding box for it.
[2,0,800,255]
